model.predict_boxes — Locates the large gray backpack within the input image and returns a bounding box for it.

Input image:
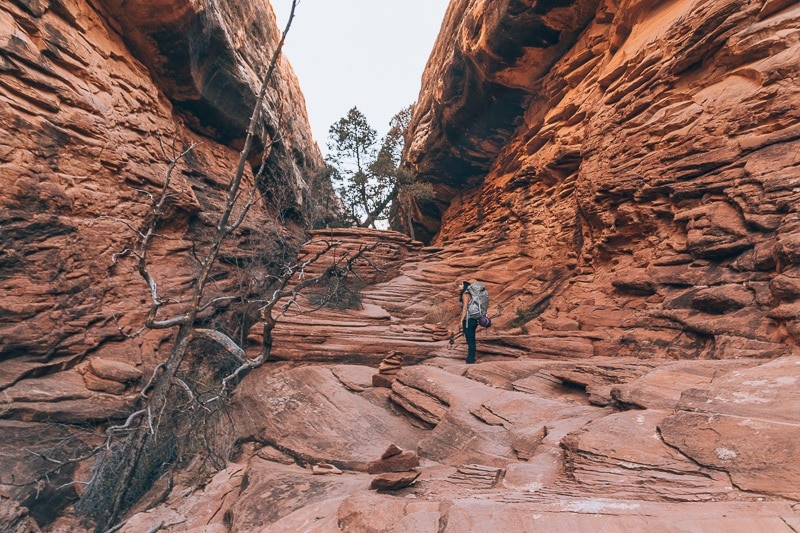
[466,282,489,319]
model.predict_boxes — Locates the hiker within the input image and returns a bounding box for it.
[457,280,489,364]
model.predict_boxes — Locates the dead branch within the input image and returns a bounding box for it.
[96,216,145,239]
[198,295,243,312]
[24,448,63,465]
[192,328,247,362]
[112,313,146,339]
[106,409,146,439]
[134,142,198,328]
[257,238,341,310]
[227,135,279,232]
[204,352,266,403]
[188,4,298,314]
[349,244,388,276]
[146,314,190,330]
[133,188,155,204]
[140,363,166,399]
[110,248,134,264]
[206,238,392,400]
[174,378,195,409]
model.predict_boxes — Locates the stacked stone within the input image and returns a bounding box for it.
[372,351,403,388]
[368,444,420,491]
[424,323,450,342]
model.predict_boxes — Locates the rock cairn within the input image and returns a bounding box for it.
[372,351,403,388]
[426,323,450,342]
[368,444,420,491]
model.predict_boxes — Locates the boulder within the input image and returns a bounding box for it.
[562,410,734,501]
[312,463,343,476]
[230,364,424,471]
[381,444,403,460]
[82,372,127,395]
[611,359,759,410]
[88,359,142,383]
[372,373,396,388]
[659,356,800,500]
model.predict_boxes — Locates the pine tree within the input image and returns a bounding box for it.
[326,105,432,231]
[326,107,378,225]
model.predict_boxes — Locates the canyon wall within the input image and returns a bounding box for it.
[404,0,800,362]
[1,0,326,375]
[0,0,328,525]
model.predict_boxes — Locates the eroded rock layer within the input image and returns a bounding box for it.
[106,353,800,531]
[3,0,800,530]
[402,0,800,364]
[1,0,324,366]
[0,0,325,525]
[0,0,326,367]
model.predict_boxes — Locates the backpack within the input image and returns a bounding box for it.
[466,282,489,320]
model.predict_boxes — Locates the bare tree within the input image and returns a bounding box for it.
[68,2,381,529]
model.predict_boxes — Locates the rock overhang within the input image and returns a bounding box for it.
[401,0,603,240]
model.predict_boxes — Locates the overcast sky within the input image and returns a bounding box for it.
[271,0,450,156]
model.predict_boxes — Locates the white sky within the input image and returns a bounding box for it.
[271,0,450,156]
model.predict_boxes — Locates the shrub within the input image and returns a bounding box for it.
[425,301,457,324]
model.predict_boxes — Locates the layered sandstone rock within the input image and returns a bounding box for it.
[0,0,324,365]
[0,0,327,525]
[402,0,800,365]
[367,445,421,490]
[372,350,404,387]
[114,354,799,531]
[47,226,796,529]
[4,0,800,530]
[230,363,426,471]
[403,0,602,240]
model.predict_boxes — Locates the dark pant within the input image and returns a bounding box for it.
[463,317,478,363]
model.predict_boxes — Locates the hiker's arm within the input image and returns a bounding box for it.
[459,292,470,327]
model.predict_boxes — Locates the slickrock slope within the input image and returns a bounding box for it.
[118,229,799,531]
[114,356,800,530]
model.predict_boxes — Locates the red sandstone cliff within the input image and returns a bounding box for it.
[0,0,330,527]
[403,0,800,363]
[1,0,328,364]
